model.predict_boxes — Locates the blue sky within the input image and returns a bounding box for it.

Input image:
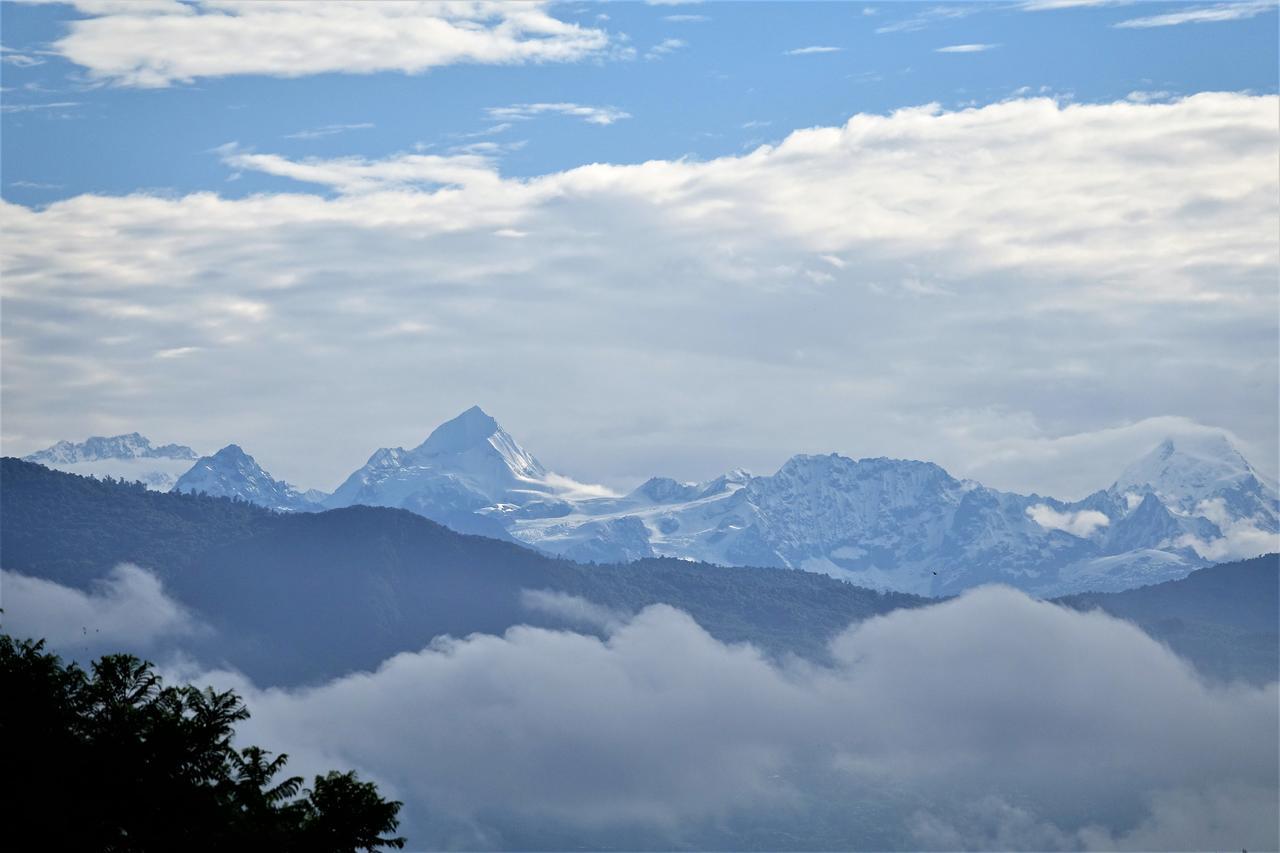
[1,1,1278,496]
[4,1,1276,204]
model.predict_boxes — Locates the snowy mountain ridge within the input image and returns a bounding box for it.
[24,433,200,491]
[22,409,1279,596]
[172,444,321,513]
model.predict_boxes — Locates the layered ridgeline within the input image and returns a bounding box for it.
[0,458,923,685]
[2,458,1274,688]
[23,407,1278,596]
[23,432,198,491]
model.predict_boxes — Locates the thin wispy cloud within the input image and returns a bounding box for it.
[8,180,63,190]
[1,50,44,68]
[486,102,631,126]
[0,101,81,113]
[936,43,1000,53]
[785,45,843,55]
[1020,0,1120,9]
[645,37,688,60]
[876,5,982,34]
[453,122,514,139]
[283,122,374,140]
[1114,0,1275,28]
[664,14,709,22]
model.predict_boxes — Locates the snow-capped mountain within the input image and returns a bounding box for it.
[1111,433,1279,522]
[35,413,1273,597]
[23,433,199,491]
[324,405,603,520]
[321,410,1275,596]
[171,444,321,512]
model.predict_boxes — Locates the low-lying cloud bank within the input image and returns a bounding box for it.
[175,587,1276,850]
[1,564,203,659]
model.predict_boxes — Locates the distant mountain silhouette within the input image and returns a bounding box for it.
[3,458,1273,686]
[0,458,922,685]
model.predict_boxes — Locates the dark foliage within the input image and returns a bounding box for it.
[0,635,405,852]
[1056,553,1280,685]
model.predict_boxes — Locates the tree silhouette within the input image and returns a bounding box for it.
[0,635,405,851]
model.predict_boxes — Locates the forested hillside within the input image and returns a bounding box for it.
[1,459,923,684]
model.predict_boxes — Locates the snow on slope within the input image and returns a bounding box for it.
[33,417,1274,598]
[24,433,199,491]
[325,405,611,516]
[482,428,1275,596]
[172,444,319,512]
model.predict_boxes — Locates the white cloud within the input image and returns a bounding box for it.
[785,45,842,55]
[644,37,687,60]
[1020,0,1121,9]
[1027,504,1110,537]
[520,588,627,633]
[663,14,709,22]
[486,102,631,125]
[0,101,81,113]
[282,122,374,140]
[1115,1,1276,28]
[1,94,1276,494]
[1,51,45,68]
[1175,497,1280,560]
[183,588,1278,849]
[936,42,999,53]
[876,5,983,34]
[216,145,500,194]
[1126,89,1174,103]
[38,0,612,87]
[1,564,204,654]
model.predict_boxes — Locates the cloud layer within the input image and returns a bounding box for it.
[187,588,1278,849]
[1,564,202,656]
[40,0,612,87]
[2,94,1276,494]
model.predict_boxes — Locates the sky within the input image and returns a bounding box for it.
[2,0,1278,498]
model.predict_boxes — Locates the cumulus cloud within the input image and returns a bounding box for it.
[1,95,1276,494]
[183,588,1277,849]
[36,1,612,87]
[485,102,631,126]
[1,564,203,655]
[1176,497,1280,561]
[1027,504,1110,537]
[1115,1,1276,28]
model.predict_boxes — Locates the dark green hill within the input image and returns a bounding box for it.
[1,458,922,684]
[4,458,1273,686]
[1056,554,1278,685]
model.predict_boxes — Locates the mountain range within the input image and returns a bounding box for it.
[23,407,1279,596]
[2,458,1274,687]
[23,432,198,491]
